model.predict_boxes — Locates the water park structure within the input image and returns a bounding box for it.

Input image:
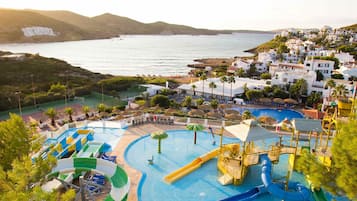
[163,117,336,201]
[37,128,130,201]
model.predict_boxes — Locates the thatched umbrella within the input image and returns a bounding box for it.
[188,109,205,117]
[207,111,222,119]
[284,98,298,105]
[259,97,272,103]
[224,113,242,121]
[273,98,285,104]
[225,109,240,115]
[257,116,277,125]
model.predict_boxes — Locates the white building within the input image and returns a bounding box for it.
[304,59,334,78]
[334,53,355,65]
[257,50,277,63]
[231,59,253,72]
[140,84,166,96]
[269,63,306,76]
[178,77,269,99]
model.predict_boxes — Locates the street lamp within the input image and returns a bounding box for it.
[15,91,22,116]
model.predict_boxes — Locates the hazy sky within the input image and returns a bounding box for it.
[0,0,356,30]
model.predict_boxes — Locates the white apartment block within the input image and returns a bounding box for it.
[304,59,334,78]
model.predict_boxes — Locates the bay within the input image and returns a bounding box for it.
[0,33,273,76]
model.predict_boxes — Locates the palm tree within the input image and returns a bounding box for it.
[242,110,253,120]
[236,68,245,77]
[182,96,192,109]
[97,103,106,113]
[64,107,73,122]
[227,76,236,100]
[209,82,217,98]
[191,84,197,96]
[200,73,207,98]
[210,99,219,110]
[325,79,336,100]
[187,124,204,144]
[45,108,57,126]
[220,76,228,100]
[82,105,90,119]
[332,84,349,100]
[151,131,168,154]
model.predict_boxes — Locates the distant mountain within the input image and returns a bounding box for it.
[0,8,272,43]
[0,9,89,43]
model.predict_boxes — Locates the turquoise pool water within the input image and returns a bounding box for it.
[125,130,317,201]
[231,108,304,122]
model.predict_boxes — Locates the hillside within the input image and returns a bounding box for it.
[0,8,272,43]
[0,9,90,43]
[341,23,357,31]
[0,51,110,110]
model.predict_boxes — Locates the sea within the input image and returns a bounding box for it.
[0,33,274,76]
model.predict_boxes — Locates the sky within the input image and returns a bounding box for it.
[0,0,356,30]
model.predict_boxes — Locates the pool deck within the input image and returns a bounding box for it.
[112,123,234,201]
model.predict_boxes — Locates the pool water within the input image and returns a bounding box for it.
[125,130,315,201]
[231,108,304,122]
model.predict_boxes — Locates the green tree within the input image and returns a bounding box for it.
[316,70,324,81]
[82,105,90,119]
[45,107,57,126]
[325,79,336,100]
[210,99,219,110]
[209,81,217,98]
[141,92,150,107]
[306,92,322,108]
[150,94,170,108]
[191,84,197,96]
[151,131,168,154]
[263,86,273,97]
[236,68,245,77]
[0,114,75,200]
[245,90,263,101]
[242,110,253,120]
[48,82,66,95]
[186,124,204,145]
[227,76,236,100]
[296,119,357,200]
[289,79,307,100]
[272,88,289,99]
[64,107,73,122]
[97,103,106,113]
[248,64,257,76]
[220,76,228,99]
[196,98,204,106]
[182,96,192,108]
[260,73,272,80]
[200,73,207,97]
[331,84,349,100]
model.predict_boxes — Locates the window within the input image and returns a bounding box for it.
[283,78,287,82]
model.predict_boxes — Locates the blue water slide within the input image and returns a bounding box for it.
[260,154,311,201]
[219,185,267,201]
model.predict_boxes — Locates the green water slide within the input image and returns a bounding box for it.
[312,188,328,201]
[75,142,104,158]
[48,157,130,201]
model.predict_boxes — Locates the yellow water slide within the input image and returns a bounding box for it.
[164,148,220,184]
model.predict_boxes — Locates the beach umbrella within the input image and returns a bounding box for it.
[188,109,205,117]
[224,113,242,121]
[258,116,277,125]
[225,110,240,115]
[273,98,285,104]
[186,124,204,144]
[225,119,277,142]
[259,98,272,103]
[284,98,298,105]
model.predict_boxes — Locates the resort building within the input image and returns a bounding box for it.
[257,50,277,64]
[334,52,355,65]
[177,77,269,100]
[304,58,334,78]
[269,62,305,76]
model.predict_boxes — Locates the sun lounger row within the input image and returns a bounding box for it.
[131,117,174,126]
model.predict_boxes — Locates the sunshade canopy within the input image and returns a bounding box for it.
[225,119,277,142]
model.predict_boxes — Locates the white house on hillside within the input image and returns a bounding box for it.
[335,53,355,65]
[258,50,277,64]
[304,58,334,78]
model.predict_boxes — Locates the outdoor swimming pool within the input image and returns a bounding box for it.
[125,130,320,201]
[231,108,304,122]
